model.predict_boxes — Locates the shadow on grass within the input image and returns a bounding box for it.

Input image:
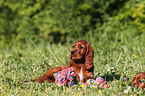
[95,72,121,82]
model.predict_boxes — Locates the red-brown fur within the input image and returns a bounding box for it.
[131,72,145,89]
[72,64,94,82]
[29,40,94,83]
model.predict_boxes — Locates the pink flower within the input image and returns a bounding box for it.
[124,78,127,81]
[118,93,121,95]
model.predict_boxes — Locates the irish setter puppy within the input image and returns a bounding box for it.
[131,72,145,89]
[30,40,94,83]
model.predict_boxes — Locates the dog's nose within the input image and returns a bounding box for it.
[71,50,75,54]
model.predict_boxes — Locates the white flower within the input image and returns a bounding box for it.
[109,67,114,69]
[124,89,128,93]
[127,86,131,90]
[112,70,115,72]
[107,67,114,71]
[124,86,131,93]
[107,69,110,71]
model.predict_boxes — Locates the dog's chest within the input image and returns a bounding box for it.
[78,68,83,81]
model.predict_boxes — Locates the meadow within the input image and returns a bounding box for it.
[1,0,145,95]
[1,36,145,96]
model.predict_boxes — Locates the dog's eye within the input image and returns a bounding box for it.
[138,80,142,83]
[80,46,84,49]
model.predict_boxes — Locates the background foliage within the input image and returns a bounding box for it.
[1,0,145,48]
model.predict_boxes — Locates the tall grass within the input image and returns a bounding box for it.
[1,34,145,95]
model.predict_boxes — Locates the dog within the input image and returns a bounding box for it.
[131,72,145,89]
[28,40,94,83]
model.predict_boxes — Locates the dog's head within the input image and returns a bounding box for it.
[70,40,86,60]
[69,40,93,61]
[69,40,94,71]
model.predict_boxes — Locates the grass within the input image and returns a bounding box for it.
[1,37,145,96]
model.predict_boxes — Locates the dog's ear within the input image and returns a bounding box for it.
[85,41,94,72]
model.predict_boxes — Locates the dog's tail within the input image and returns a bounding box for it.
[23,79,37,83]
[30,79,37,82]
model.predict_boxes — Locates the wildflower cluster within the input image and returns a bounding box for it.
[107,67,115,73]
[132,54,137,58]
